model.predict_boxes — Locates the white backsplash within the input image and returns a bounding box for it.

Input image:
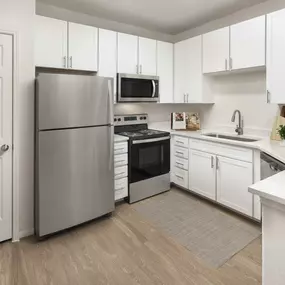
[115,71,280,138]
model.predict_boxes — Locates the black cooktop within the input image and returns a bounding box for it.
[117,129,170,140]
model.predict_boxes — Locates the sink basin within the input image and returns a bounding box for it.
[203,133,259,142]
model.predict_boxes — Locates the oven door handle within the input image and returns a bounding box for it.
[152,80,156,98]
[132,136,170,144]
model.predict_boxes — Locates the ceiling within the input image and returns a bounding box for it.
[37,0,267,34]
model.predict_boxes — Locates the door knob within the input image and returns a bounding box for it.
[1,144,9,152]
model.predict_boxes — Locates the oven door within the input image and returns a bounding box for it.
[117,73,159,102]
[130,136,170,184]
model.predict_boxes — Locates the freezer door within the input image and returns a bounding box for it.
[36,73,113,130]
[36,126,114,237]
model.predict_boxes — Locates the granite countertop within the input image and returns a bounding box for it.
[249,171,285,206]
[114,134,129,143]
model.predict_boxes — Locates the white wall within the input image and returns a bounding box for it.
[115,104,203,123]
[36,2,174,42]
[0,0,35,237]
[201,71,279,134]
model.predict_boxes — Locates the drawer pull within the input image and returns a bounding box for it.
[115,160,126,163]
[115,172,125,177]
[115,147,125,151]
[176,162,183,167]
[176,151,183,155]
[175,174,184,180]
[116,187,126,191]
[176,141,183,144]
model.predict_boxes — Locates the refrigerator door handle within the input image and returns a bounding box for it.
[108,80,114,170]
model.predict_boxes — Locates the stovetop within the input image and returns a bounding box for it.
[118,129,170,140]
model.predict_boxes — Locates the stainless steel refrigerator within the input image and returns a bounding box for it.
[35,73,114,238]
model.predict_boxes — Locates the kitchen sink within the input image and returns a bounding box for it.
[203,133,259,142]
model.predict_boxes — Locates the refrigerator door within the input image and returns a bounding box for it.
[36,125,114,237]
[36,73,113,130]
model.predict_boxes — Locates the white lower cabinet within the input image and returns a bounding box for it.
[216,156,253,216]
[114,141,128,201]
[172,135,255,218]
[189,150,216,200]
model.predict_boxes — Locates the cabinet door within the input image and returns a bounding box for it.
[189,150,216,200]
[68,22,98,71]
[35,15,68,68]
[138,37,157,75]
[230,16,266,70]
[203,27,230,73]
[185,36,203,103]
[98,29,117,103]
[217,156,253,216]
[267,9,285,104]
[117,33,138,74]
[174,40,187,103]
[157,41,174,103]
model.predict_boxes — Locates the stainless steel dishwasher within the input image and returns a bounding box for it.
[261,152,285,180]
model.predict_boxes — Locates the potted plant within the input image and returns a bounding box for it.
[278,125,285,146]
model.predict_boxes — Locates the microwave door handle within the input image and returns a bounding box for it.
[152,80,156,98]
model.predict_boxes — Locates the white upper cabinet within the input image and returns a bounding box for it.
[267,9,285,104]
[217,156,253,216]
[138,37,157,76]
[203,27,230,74]
[35,15,68,69]
[68,22,98,71]
[157,41,173,103]
[98,29,117,102]
[174,40,187,103]
[230,16,266,70]
[117,33,138,74]
[174,36,203,103]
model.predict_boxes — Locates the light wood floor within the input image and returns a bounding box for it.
[0,203,261,285]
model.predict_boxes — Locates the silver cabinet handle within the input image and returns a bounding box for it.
[69,56,73,68]
[175,174,184,180]
[115,148,125,152]
[187,94,189,103]
[115,172,126,177]
[216,157,219,170]
[229,57,233,70]
[1,144,9,152]
[140,65,142,74]
[176,141,183,145]
[184,93,186,103]
[176,151,184,155]
[211,156,214,168]
[136,65,138,74]
[63,56,67,68]
[116,187,125,191]
[225,59,228,70]
[267,90,271,103]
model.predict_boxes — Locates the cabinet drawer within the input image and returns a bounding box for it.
[114,142,128,155]
[115,177,128,201]
[114,165,128,180]
[173,136,189,148]
[173,156,188,170]
[114,153,128,167]
[189,139,253,162]
[173,146,189,160]
[172,167,188,189]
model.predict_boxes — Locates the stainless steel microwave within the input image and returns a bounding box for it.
[117,73,159,103]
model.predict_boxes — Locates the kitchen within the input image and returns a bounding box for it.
[1,0,285,284]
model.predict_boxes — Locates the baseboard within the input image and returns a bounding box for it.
[19,228,34,239]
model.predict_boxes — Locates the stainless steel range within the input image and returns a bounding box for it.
[114,114,171,203]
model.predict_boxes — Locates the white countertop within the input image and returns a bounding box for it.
[249,171,285,206]
[149,122,285,164]
[114,134,129,143]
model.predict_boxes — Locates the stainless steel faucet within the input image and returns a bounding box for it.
[231,110,243,135]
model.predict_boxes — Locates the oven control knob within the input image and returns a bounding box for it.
[140,117,143,120]
[144,116,147,120]
[118,118,121,122]
[114,118,117,122]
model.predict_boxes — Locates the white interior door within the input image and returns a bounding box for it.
[0,34,13,242]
